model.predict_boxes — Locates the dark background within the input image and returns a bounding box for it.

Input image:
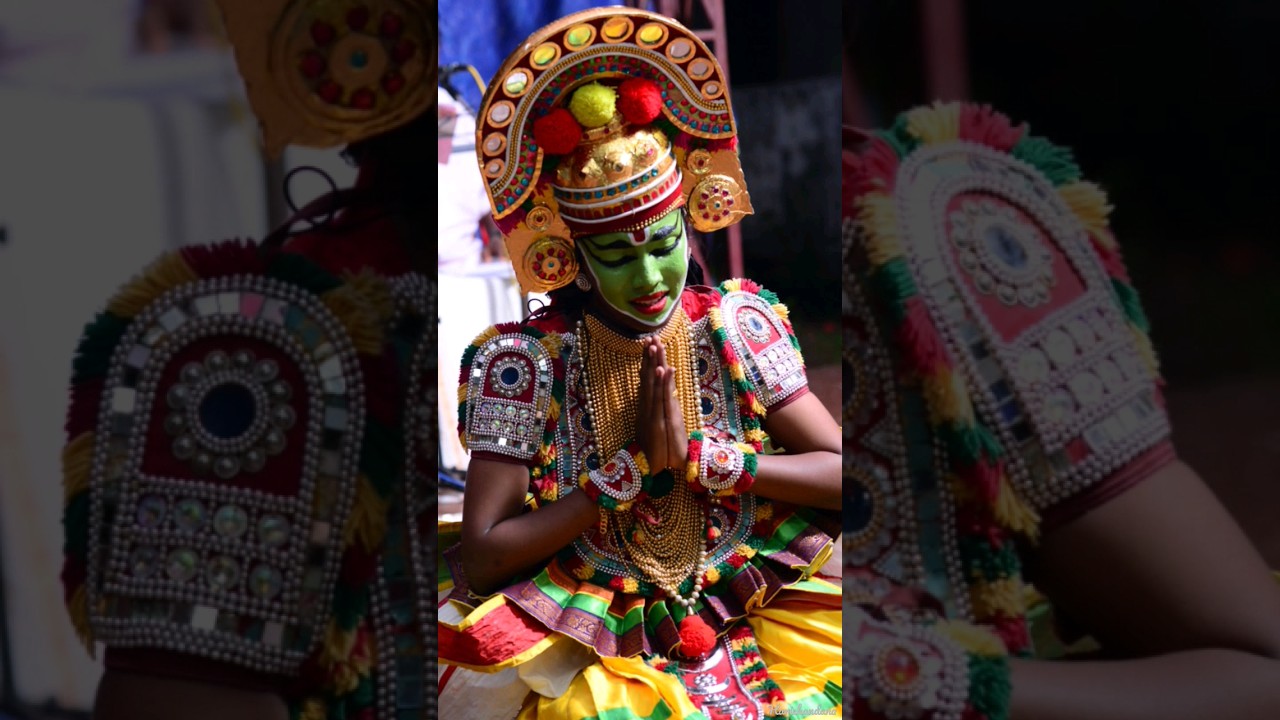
[848,0,1280,565]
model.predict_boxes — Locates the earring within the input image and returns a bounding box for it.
[575,272,593,292]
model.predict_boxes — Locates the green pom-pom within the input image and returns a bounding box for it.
[648,469,675,498]
[569,82,618,129]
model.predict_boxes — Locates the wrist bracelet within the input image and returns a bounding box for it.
[578,442,650,511]
[685,430,757,496]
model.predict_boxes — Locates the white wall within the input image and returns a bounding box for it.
[0,83,265,710]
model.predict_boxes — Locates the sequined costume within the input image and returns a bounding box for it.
[842,104,1176,719]
[438,8,842,720]
[58,2,439,718]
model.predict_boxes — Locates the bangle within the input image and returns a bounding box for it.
[685,430,757,496]
[578,442,650,511]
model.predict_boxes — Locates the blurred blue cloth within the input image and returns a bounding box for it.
[438,0,613,111]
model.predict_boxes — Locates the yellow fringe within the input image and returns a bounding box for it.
[906,101,962,145]
[748,394,767,418]
[106,253,199,318]
[922,368,975,426]
[972,578,1026,619]
[469,324,503,348]
[1131,325,1161,376]
[62,432,95,503]
[344,475,388,553]
[537,332,564,359]
[1090,226,1119,252]
[341,269,395,321]
[321,284,385,356]
[856,194,906,267]
[770,302,790,322]
[722,278,743,294]
[744,428,766,445]
[297,699,328,720]
[994,476,1041,540]
[68,585,95,658]
[936,619,1007,658]
[1058,181,1113,237]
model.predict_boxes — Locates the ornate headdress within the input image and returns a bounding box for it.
[476,8,753,294]
[215,0,437,156]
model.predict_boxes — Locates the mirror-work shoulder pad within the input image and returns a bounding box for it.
[714,279,808,413]
[458,324,562,464]
[61,240,393,681]
[845,103,1172,514]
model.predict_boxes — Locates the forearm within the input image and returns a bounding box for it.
[750,450,841,510]
[463,489,600,595]
[1010,651,1280,720]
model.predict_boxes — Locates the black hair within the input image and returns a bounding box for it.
[524,213,707,327]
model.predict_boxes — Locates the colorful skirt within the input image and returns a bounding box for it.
[439,521,844,719]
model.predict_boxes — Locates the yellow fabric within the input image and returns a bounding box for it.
[497,592,842,719]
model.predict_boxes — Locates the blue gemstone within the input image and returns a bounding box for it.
[700,397,713,415]
[595,191,603,198]
[607,188,616,196]
[984,223,1029,268]
[350,50,368,69]
[846,480,874,533]
[496,203,505,212]
[199,383,256,440]
[500,367,520,386]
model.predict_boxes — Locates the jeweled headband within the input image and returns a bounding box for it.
[476,7,753,294]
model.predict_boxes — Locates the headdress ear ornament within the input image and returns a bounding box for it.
[215,0,437,157]
[476,7,753,295]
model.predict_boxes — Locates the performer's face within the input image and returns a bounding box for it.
[579,208,688,330]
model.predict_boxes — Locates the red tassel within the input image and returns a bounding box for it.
[678,614,716,659]
[958,104,1025,151]
[897,297,946,376]
[617,78,663,125]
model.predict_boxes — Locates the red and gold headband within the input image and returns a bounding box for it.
[476,7,753,294]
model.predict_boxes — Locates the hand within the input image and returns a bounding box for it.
[637,336,689,473]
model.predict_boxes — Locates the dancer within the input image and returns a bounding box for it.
[439,8,844,720]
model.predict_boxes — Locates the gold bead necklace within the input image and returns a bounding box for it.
[575,307,709,607]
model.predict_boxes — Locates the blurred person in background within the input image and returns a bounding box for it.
[58,1,440,718]
[844,105,1280,720]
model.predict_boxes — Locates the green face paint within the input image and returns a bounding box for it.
[578,209,688,330]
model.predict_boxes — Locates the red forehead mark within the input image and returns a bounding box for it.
[629,228,648,245]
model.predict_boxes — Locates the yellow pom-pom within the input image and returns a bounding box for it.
[622,577,639,593]
[569,83,618,129]
[573,564,596,580]
[705,567,721,585]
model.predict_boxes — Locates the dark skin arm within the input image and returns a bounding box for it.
[95,671,288,720]
[462,335,841,594]
[1009,460,1280,719]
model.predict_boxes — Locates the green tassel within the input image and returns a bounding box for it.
[71,312,130,382]
[331,585,368,630]
[358,419,401,496]
[266,253,342,295]
[868,258,915,326]
[649,469,675,498]
[62,492,90,558]
[960,536,1020,582]
[1012,135,1081,186]
[880,114,920,159]
[758,288,780,305]
[968,654,1012,720]
[350,675,374,709]
[1111,278,1152,333]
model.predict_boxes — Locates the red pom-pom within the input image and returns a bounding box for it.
[617,78,663,125]
[678,614,716,658]
[534,108,583,155]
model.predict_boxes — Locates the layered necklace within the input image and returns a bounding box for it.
[575,307,710,608]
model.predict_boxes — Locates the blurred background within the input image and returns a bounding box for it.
[0,1,375,716]
[847,1,1280,565]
